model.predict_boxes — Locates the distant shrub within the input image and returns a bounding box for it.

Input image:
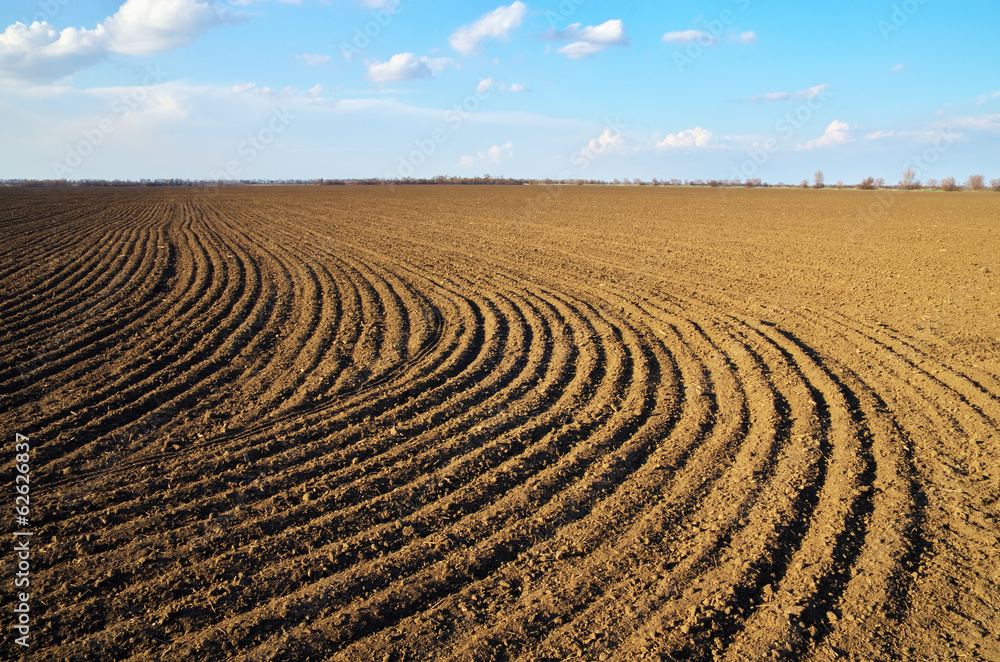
[966,175,985,191]
[991,179,1000,192]
[857,177,877,190]
[941,177,961,191]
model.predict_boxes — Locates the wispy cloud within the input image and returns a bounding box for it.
[298,53,331,66]
[661,29,755,47]
[661,30,718,46]
[865,130,894,140]
[731,30,757,44]
[945,113,1000,132]
[974,90,1000,105]
[477,77,526,94]
[449,2,526,55]
[748,83,829,102]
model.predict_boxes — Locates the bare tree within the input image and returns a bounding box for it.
[814,170,825,189]
[800,179,810,188]
[857,177,876,190]
[926,178,939,190]
[967,174,986,191]
[874,177,885,189]
[835,180,844,189]
[991,178,1000,192]
[901,167,920,190]
[941,176,960,191]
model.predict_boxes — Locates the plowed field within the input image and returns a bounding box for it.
[1,185,998,662]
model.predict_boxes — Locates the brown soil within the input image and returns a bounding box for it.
[1,185,998,662]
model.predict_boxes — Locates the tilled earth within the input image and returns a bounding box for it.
[1,185,998,661]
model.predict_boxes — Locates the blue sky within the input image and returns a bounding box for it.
[1,0,997,183]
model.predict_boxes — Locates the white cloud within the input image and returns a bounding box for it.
[748,83,829,102]
[449,2,526,55]
[507,83,525,93]
[731,30,757,44]
[546,19,629,59]
[462,141,513,165]
[657,126,714,149]
[307,83,324,98]
[801,120,853,149]
[586,128,625,155]
[486,141,513,162]
[366,52,449,82]
[891,63,904,72]
[102,0,239,55]
[0,0,242,83]
[662,30,718,46]
[477,77,497,94]
[298,53,331,66]
[232,82,256,94]
[556,42,604,59]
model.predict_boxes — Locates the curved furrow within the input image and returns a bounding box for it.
[491,300,801,662]
[0,199,160,322]
[0,216,146,330]
[31,272,584,660]
[0,221,166,394]
[0,195,141,292]
[212,284,649,660]
[274,287,690,661]
[23,203,254,471]
[82,276,616,660]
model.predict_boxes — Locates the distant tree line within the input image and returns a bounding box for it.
[2,173,997,190]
